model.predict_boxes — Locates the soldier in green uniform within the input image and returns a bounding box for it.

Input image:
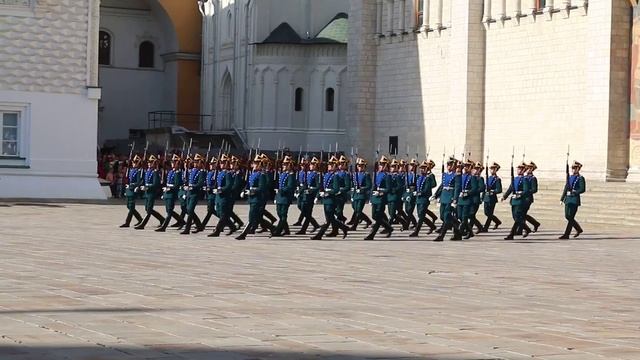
[455,160,479,239]
[293,158,309,226]
[524,161,541,232]
[349,158,373,231]
[409,159,438,237]
[236,155,275,240]
[559,161,586,239]
[172,156,191,229]
[156,154,183,232]
[334,155,351,224]
[482,162,503,232]
[364,156,394,240]
[403,159,419,229]
[295,157,321,235]
[502,162,531,240]
[272,155,297,237]
[199,156,220,232]
[120,155,144,228]
[311,156,350,240]
[433,158,462,241]
[387,159,409,231]
[180,154,206,235]
[208,154,238,237]
[134,155,165,229]
[470,162,486,234]
[229,156,245,231]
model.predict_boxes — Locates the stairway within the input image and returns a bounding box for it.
[489,180,637,228]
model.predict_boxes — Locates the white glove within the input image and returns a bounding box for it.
[313,198,318,204]
[429,196,436,202]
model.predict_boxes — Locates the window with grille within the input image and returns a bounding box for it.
[294,88,303,112]
[325,88,335,112]
[98,30,112,66]
[1,112,19,157]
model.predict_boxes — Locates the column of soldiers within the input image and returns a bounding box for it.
[120,149,586,241]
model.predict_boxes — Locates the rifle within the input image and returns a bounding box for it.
[186,138,193,159]
[374,144,380,184]
[297,145,303,165]
[142,141,149,162]
[566,145,571,185]
[522,146,526,163]
[441,146,446,174]
[162,140,169,184]
[485,149,489,180]
[335,142,338,158]
[510,146,515,185]
[125,141,136,181]
[180,140,186,158]
[205,142,212,163]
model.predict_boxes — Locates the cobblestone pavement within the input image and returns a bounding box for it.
[0,203,639,360]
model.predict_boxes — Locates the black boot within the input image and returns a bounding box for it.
[171,210,186,227]
[292,212,304,227]
[573,220,583,238]
[326,223,339,238]
[120,212,134,228]
[180,216,193,235]
[236,224,253,240]
[473,217,485,233]
[493,216,502,230]
[346,213,356,226]
[134,214,151,230]
[483,217,492,233]
[231,212,244,228]
[559,221,572,239]
[504,223,517,240]
[311,224,329,240]
[526,215,540,232]
[310,217,320,233]
[208,219,227,237]
[409,219,423,237]
[296,218,310,235]
[155,212,174,232]
[426,209,438,223]
[434,224,448,241]
[264,210,277,224]
[132,210,143,227]
[364,223,380,240]
[361,213,372,229]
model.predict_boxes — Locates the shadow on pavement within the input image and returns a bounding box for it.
[0,345,503,360]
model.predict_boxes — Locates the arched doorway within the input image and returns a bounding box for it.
[220,72,233,129]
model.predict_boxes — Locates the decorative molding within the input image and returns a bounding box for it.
[160,52,201,63]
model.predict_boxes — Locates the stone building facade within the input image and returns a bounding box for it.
[202,0,634,181]
[0,0,104,198]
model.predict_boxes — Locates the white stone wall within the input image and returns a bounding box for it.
[0,0,89,94]
[0,0,104,199]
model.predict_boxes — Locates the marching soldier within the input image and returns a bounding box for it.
[134,155,165,229]
[156,154,183,232]
[261,157,278,227]
[236,155,275,240]
[120,155,144,228]
[387,159,409,231]
[229,156,245,230]
[200,156,220,232]
[409,159,438,237]
[524,161,541,232]
[334,155,351,224]
[456,160,479,240]
[172,155,191,228]
[433,158,462,241]
[208,154,238,237]
[272,155,297,237]
[470,162,486,234]
[293,158,309,226]
[403,159,419,229]
[364,156,394,240]
[482,162,503,232]
[502,162,531,240]
[559,161,585,239]
[311,156,350,240]
[180,154,206,235]
[349,157,373,231]
[295,157,321,235]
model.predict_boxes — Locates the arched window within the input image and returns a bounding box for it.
[98,31,112,65]
[138,41,155,68]
[325,88,335,112]
[294,88,303,112]
[226,11,233,39]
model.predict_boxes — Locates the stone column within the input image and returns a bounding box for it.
[346,0,378,156]
[586,0,630,181]
[447,0,486,159]
[435,0,443,29]
[421,0,430,31]
[376,0,384,36]
[483,0,491,23]
[398,0,407,34]
[386,0,395,36]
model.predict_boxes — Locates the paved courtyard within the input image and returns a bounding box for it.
[0,203,639,360]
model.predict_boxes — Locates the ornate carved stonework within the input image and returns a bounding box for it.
[0,0,30,6]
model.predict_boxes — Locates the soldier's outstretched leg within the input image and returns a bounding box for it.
[426,209,438,223]
[134,213,151,230]
[264,209,277,224]
[171,209,186,228]
[156,211,176,232]
[525,214,541,233]
[231,211,244,228]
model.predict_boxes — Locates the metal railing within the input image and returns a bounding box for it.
[147,111,214,131]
